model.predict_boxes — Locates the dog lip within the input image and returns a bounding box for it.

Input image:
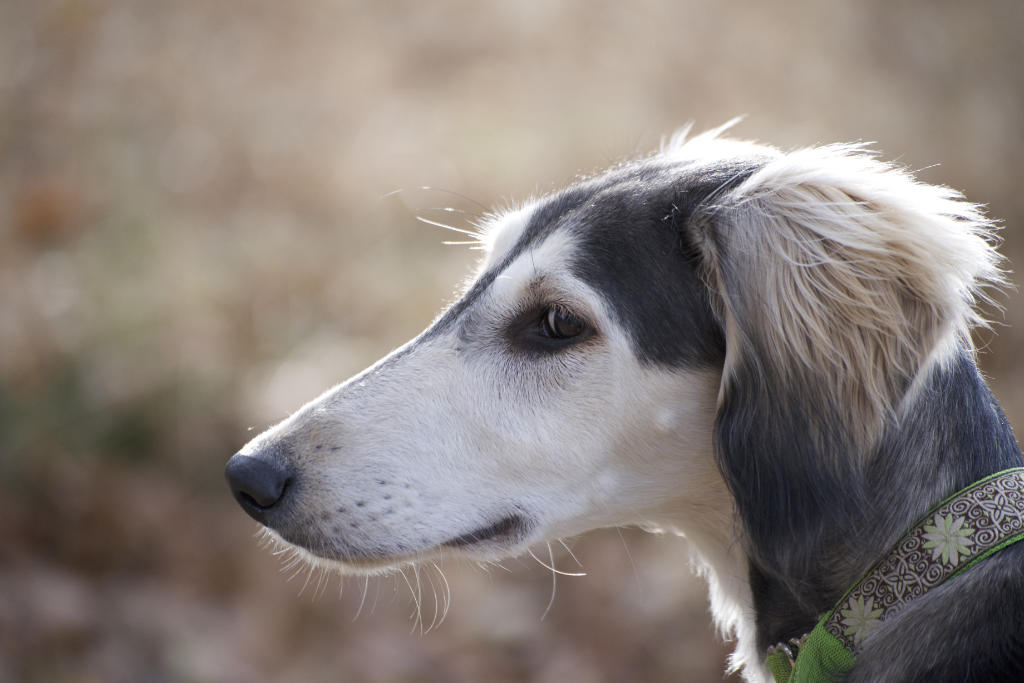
[442,514,526,548]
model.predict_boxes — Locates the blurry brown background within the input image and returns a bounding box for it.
[1,1,1022,682]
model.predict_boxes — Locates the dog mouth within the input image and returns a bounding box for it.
[442,514,528,548]
[264,511,532,572]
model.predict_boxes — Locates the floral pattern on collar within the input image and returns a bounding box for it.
[825,468,1024,651]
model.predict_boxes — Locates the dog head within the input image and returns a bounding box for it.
[226,127,1001,588]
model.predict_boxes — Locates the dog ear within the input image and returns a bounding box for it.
[691,145,1002,584]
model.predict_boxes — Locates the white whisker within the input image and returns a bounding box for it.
[433,562,452,626]
[313,564,329,600]
[425,567,440,634]
[616,528,641,589]
[414,565,425,635]
[539,543,558,621]
[371,575,384,614]
[425,206,475,216]
[481,559,512,573]
[527,547,587,577]
[558,539,584,569]
[399,566,423,635]
[416,185,488,210]
[354,575,370,620]
[280,549,305,574]
[386,573,400,607]
[283,557,306,581]
[296,560,316,596]
[415,215,483,238]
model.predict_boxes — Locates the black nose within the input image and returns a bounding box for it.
[224,453,292,523]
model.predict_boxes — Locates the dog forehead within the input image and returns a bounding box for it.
[487,227,580,299]
[479,178,612,271]
[479,204,536,270]
[452,164,726,364]
[425,152,760,358]
[482,150,765,268]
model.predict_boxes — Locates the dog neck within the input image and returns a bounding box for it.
[746,350,1023,657]
[643,349,1021,682]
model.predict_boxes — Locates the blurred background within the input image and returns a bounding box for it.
[1,1,1022,681]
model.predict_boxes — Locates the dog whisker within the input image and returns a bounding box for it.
[313,564,330,601]
[527,546,587,578]
[423,205,475,216]
[539,543,559,622]
[398,566,423,635]
[372,575,385,615]
[415,185,489,211]
[432,562,452,627]
[279,548,305,573]
[615,528,640,586]
[296,560,317,597]
[415,215,484,239]
[352,576,369,621]
[424,567,440,634]
[558,539,584,569]
[280,553,304,576]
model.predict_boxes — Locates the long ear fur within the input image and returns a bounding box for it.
[693,143,1004,584]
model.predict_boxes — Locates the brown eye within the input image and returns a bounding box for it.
[542,306,585,340]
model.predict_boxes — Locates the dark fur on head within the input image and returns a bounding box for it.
[682,140,1022,677]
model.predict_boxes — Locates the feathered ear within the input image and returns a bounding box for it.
[692,144,1003,582]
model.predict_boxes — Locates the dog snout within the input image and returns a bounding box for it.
[224,452,293,523]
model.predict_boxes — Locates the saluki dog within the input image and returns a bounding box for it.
[226,124,1023,682]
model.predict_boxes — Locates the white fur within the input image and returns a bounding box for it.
[243,220,737,560]
[699,143,1002,450]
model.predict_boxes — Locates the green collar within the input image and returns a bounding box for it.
[767,467,1024,683]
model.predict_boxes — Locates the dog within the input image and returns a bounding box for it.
[225,124,1024,682]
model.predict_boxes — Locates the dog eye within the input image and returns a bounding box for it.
[541,306,586,340]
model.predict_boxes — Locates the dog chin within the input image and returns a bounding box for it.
[264,512,534,574]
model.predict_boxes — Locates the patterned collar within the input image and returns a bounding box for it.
[767,467,1024,683]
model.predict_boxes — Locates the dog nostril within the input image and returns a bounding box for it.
[224,452,292,522]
